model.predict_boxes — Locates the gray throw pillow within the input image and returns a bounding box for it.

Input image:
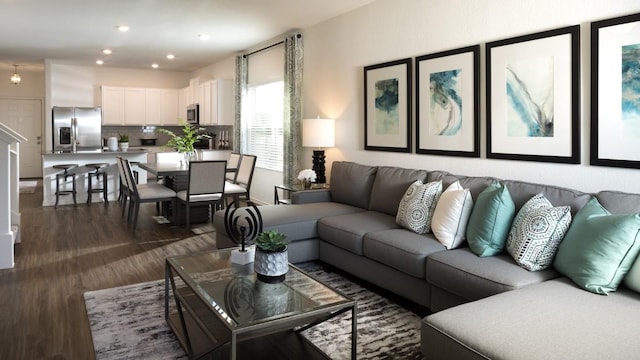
[506,193,572,271]
[396,180,442,234]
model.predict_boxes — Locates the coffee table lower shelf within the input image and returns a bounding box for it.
[167,289,335,359]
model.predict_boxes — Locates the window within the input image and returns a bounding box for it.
[242,81,284,171]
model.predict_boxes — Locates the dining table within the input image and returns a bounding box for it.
[138,161,236,225]
[138,161,237,178]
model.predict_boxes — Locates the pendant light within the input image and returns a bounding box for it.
[10,64,21,85]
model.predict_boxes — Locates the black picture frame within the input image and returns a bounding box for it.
[591,12,640,169]
[486,25,580,164]
[364,58,412,153]
[415,45,480,157]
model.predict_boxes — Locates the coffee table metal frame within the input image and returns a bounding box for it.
[164,248,357,359]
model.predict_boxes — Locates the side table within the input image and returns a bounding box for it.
[274,183,329,205]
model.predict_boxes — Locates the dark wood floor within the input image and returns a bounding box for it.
[0,182,217,359]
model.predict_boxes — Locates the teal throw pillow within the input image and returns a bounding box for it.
[624,253,640,293]
[553,197,640,295]
[466,183,516,257]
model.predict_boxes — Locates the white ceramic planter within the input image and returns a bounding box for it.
[254,248,288,283]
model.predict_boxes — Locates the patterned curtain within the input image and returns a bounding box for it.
[282,33,304,184]
[234,54,248,153]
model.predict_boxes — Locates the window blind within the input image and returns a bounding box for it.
[242,44,285,172]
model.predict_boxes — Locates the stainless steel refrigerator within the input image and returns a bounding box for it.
[52,106,102,152]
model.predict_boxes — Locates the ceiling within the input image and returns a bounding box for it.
[0,0,375,72]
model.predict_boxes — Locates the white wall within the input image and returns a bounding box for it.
[44,61,191,152]
[302,0,640,194]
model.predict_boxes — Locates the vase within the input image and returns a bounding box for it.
[254,247,288,283]
[302,179,312,189]
[179,151,196,167]
[119,142,129,151]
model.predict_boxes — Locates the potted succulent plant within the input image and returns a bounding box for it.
[118,133,129,151]
[254,230,290,283]
[157,122,210,165]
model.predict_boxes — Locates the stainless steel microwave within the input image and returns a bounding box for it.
[186,104,199,124]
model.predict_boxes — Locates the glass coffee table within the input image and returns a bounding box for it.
[165,248,357,359]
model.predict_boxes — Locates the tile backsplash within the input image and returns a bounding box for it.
[102,125,233,149]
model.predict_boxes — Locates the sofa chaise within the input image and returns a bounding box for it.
[213,161,640,359]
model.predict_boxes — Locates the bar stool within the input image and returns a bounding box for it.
[86,163,109,206]
[53,164,78,208]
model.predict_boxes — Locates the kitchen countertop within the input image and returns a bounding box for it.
[43,149,148,155]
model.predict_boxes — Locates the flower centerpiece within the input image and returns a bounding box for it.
[157,122,210,166]
[297,169,317,189]
[254,230,290,283]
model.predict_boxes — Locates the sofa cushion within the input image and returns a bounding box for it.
[426,247,558,301]
[431,181,474,250]
[506,193,572,271]
[467,183,516,257]
[422,277,640,360]
[597,190,640,214]
[329,161,377,209]
[502,179,591,216]
[553,197,640,294]
[427,171,498,200]
[396,180,442,234]
[213,202,365,243]
[368,166,427,216]
[318,211,398,255]
[363,229,446,278]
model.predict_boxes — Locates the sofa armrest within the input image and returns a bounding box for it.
[292,188,331,204]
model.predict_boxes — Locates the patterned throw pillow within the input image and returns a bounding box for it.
[506,193,572,271]
[431,181,474,249]
[396,180,442,234]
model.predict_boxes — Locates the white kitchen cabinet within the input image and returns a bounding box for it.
[124,88,146,125]
[145,89,163,125]
[161,89,180,125]
[101,86,124,125]
[199,79,234,126]
[178,87,189,123]
[146,89,179,125]
[102,86,182,126]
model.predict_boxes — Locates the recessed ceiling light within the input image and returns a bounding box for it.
[96,60,104,65]
[117,25,130,32]
[151,63,159,69]
[103,49,112,55]
[166,54,175,60]
[198,34,210,41]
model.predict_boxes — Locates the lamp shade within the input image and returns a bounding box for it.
[302,118,335,148]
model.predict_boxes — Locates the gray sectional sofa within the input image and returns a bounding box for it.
[213,161,640,359]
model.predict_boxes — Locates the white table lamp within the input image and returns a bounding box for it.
[302,117,335,184]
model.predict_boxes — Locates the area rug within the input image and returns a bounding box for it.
[19,180,37,194]
[84,262,424,359]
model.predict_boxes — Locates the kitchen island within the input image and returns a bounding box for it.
[42,149,148,207]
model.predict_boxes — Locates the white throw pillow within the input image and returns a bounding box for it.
[624,254,640,293]
[506,193,572,271]
[431,181,474,249]
[396,180,442,234]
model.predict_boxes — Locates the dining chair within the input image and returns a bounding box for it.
[121,157,177,235]
[226,152,242,183]
[116,156,132,218]
[224,154,257,207]
[176,160,227,230]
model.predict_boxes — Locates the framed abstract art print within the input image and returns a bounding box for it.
[364,58,412,153]
[415,45,480,157]
[591,12,640,169]
[486,25,580,164]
